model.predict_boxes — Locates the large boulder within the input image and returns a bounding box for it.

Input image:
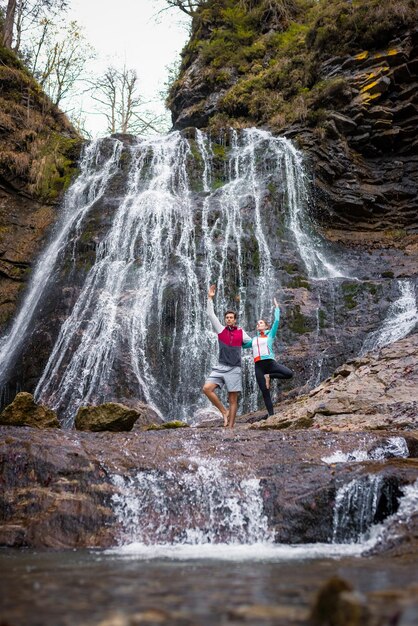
[0,392,60,428]
[254,333,418,432]
[75,402,145,432]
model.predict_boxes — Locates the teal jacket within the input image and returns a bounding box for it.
[243,307,280,362]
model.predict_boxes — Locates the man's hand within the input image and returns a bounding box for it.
[274,297,279,308]
[208,284,216,299]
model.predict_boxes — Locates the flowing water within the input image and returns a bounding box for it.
[0,127,417,624]
[0,128,349,424]
[360,279,418,355]
[1,547,417,626]
[1,478,417,625]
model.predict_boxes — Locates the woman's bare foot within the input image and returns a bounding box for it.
[222,410,229,427]
[264,374,270,390]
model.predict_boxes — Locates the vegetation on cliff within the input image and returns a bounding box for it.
[0,42,81,201]
[168,0,418,131]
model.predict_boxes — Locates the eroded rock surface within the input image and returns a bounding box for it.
[75,402,147,432]
[0,425,416,550]
[0,392,59,429]
[254,332,418,432]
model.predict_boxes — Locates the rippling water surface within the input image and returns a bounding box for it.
[1,548,417,626]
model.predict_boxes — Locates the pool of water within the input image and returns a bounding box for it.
[1,547,417,625]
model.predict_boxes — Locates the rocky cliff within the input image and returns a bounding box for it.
[169,0,418,244]
[0,44,82,331]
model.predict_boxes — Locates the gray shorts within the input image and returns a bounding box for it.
[205,365,242,393]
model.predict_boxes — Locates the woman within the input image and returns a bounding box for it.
[244,298,293,417]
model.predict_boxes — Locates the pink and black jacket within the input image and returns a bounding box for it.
[207,299,251,367]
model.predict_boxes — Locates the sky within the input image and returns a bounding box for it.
[66,0,191,136]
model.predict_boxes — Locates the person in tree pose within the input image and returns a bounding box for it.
[202,284,251,429]
[244,298,293,418]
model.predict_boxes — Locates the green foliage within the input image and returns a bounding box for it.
[0,44,82,203]
[169,0,418,130]
[306,0,418,57]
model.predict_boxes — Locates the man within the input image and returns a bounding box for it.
[202,284,251,428]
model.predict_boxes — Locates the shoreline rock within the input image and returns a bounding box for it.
[253,333,418,432]
[0,392,60,429]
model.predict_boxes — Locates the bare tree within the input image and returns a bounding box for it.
[91,66,166,136]
[30,20,93,106]
[1,0,67,52]
[162,0,204,17]
[2,0,17,48]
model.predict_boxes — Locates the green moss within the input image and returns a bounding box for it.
[34,134,81,201]
[146,420,189,430]
[251,246,260,273]
[287,275,311,290]
[318,308,327,328]
[384,228,407,240]
[342,283,359,309]
[169,0,418,132]
[282,262,300,274]
[288,304,309,334]
[365,282,378,297]
[381,270,394,279]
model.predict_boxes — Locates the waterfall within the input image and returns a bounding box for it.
[282,141,346,280]
[360,279,418,355]
[322,436,410,463]
[0,128,347,423]
[0,139,123,388]
[110,458,272,546]
[332,475,401,543]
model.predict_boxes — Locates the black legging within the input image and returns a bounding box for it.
[255,359,293,415]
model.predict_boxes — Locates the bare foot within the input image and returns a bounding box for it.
[222,410,229,427]
[264,374,270,390]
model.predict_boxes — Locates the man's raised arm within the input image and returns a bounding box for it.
[207,284,224,333]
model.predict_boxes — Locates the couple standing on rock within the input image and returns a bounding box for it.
[202,285,293,428]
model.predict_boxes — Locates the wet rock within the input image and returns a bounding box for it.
[75,402,144,432]
[0,392,59,429]
[228,603,309,621]
[1,426,417,549]
[310,577,374,626]
[145,420,189,430]
[255,333,418,432]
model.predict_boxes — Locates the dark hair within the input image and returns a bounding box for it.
[224,310,237,319]
[258,318,270,329]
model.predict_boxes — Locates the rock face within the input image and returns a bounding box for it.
[255,332,418,432]
[0,424,417,549]
[75,402,149,432]
[0,44,81,342]
[0,392,60,429]
[169,1,418,239]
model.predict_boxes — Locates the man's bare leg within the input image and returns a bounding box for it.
[227,391,238,428]
[202,382,229,426]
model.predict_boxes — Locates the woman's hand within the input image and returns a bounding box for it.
[274,297,279,308]
[208,284,216,299]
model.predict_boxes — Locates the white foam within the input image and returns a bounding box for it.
[105,541,367,562]
[322,437,409,464]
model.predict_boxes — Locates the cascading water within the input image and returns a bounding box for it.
[0,128,341,424]
[360,279,418,355]
[110,458,272,546]
[283,142,346,280]
[332,474,401,543]
[322,436,410,463]
[0,139,123,391]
